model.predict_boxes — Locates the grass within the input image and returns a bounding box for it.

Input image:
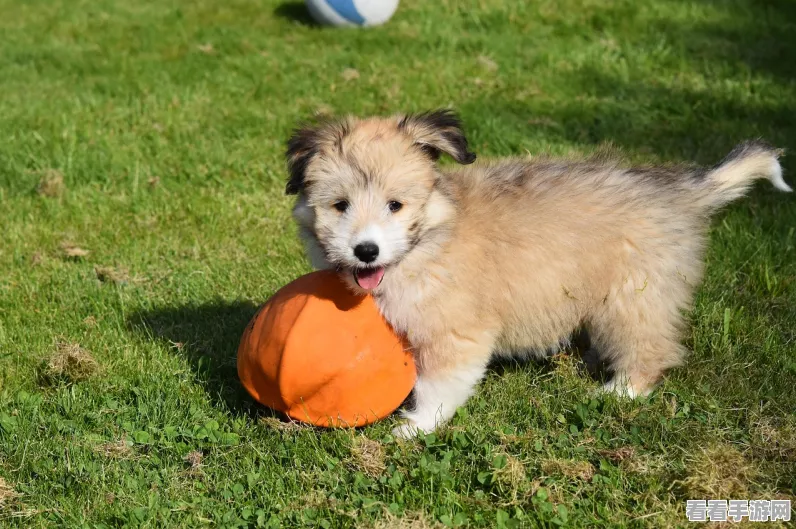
[1,0,795,526]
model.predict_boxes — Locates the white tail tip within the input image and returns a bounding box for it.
[769,160,792,192]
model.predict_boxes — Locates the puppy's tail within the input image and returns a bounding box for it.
[700,141,790,209]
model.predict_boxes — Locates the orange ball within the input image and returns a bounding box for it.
[237,270,416,427]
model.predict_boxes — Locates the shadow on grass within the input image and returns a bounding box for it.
[460,63,796,173]
[458,0,796,167]
[488,329,610,383]
[127,300,277,417]
[664,0,796,85]
[273,1,319,27]
[125,284,398,423]
[125,298,608,423]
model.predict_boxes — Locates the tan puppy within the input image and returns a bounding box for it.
[285,110,790,437]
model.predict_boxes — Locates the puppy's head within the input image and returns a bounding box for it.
[286,109,476,292]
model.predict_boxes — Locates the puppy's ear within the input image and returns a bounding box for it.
[285,125,321,195]
[285,118,351,194]
[398,109,476,165]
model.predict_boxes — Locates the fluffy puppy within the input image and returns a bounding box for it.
[284,109,790,437]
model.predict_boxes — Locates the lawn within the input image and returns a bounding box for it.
[1,0,795,526]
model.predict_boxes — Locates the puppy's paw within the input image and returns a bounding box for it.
[392,411,438,440]
[599,377,653,399]
[392,422,425,440]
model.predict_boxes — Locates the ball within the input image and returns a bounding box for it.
[237,270,416,427]
[305,0,399,27]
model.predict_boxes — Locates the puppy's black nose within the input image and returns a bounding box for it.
[354,242,379,263]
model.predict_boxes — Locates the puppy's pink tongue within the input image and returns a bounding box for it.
[354,267,385,290]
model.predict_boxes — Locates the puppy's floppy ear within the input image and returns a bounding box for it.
[398,109,476,165]
[285,125,321,195]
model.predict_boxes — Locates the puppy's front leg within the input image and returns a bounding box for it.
[393,358,488,439]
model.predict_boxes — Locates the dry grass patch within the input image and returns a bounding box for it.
[258,416,305,432]
[678,443,758,499]
[494,453,542,508]
[349,436,386,478]
[0,477,37,520]
[622,453,667,475]
[371,511,442,529]
[495,453,527,488]
[597,446,666,474]
[341,68,360,81]
[541,458,595,481]
[94,265,130,285]
[476,55,499,72]
[36,169,65,197]
[60,241,89,259]
[286,487,344,516]
[184,450,203,471]
[0,477,20,509]
[598,446,636,463]
[43,341,99,384]
[752,417,796,462]
[96,438,134,460]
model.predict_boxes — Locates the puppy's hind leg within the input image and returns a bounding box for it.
[588,272,690,398]
[393,337,492,439]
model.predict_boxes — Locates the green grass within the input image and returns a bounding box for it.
[1,0,795,526]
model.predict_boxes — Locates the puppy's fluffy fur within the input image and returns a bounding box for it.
[285,110,791,437]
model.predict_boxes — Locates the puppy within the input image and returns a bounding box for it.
[284,110,790,437]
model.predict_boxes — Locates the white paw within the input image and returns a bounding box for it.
[391,411,438,439]
[392,422,425,440]
[391,365,487,440]
[599,377,653,399]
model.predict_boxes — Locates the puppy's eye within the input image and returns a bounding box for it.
[388,201,403,213]
[333,200,349,213]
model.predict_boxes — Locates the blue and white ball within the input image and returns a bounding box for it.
[306,0,399,27]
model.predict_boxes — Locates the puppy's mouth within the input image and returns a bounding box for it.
[353,266,385,290]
